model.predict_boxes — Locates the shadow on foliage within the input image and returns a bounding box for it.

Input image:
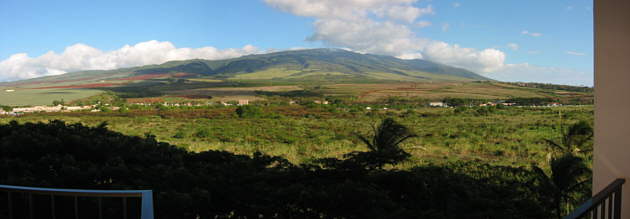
[0,120,560,218]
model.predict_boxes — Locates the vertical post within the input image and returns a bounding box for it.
[7,192,12,219]
[28,193,33,219]
[601,199,606,219]
[609,197,613,219]
[51,195,56,219]
[122,197,128,219]
[98,197,103,219]
[140,191,154,219]
[74,196,79,219]
[614,188,622,219]
[593,206,598,219]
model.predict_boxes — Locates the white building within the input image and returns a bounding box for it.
[429,102,447,107]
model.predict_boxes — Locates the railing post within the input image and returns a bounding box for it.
[122,197,128,219]
[28,193,33,219]
[601,198,606,219]
[98,197,103,219]
[7,192,12,219]
[74,196,79,219]
[140,190,154,219]
[563,179,625,219]
[51,195,56,219]
[608,197,613,219]
[613,187,622,219]
[0,185,153,219]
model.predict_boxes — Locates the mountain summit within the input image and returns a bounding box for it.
[5,48,490,86]
[143,48,490,82]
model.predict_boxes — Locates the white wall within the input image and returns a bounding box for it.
[594,0,630,217]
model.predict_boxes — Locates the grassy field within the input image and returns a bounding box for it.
[0,105,593,168]
[0,88,103,106]
[0,76,592,107]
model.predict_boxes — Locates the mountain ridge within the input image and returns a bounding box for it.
[2,48,491,86]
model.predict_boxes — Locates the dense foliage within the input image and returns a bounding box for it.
[0,119,591,218]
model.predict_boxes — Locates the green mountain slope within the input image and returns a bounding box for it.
[147,48,490,82]
[3,48,490,87]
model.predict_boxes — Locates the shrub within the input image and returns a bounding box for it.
[235,105,263,118]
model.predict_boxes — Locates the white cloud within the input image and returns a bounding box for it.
[0,40,260,82]
[521,30,543,37]
[487,63,592,86]
[375,5,434,23]
[416,20,432,28]
[566,51,586,56]
[265,0,510,75]
[441,23,450,32]
[396,53,423,60]
[453,2,461,8]
[422,42,506,73]
[507,43,519,51]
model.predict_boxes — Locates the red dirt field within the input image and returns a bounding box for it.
[33,83,119,89]
[126,97,165,104]
[174,94,214,99]
[115,72,192,81]
[115,74,169,81]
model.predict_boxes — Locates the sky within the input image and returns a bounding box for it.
[0,0,594,86]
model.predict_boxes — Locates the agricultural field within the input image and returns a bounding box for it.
[0,105,593,168]
[0,88,102,106]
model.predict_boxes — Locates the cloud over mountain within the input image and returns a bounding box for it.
[0,41,259,81]
[265,0,507,73]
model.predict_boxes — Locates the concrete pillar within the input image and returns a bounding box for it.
[594,0,630,217]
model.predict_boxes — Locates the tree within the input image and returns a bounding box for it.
[532,153,591,218]
[346,118,417,170]
[52,99,65,106]
[545,120,593,155]
[235,105,263,118]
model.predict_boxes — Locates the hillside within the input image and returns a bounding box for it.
[0,49,592,106]
[2,48,489,86]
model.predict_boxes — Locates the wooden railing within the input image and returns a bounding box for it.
[564,178,625,219]
[0,184,154,219]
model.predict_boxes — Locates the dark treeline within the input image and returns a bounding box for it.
[507,82,593,93]
[0,120,589,218]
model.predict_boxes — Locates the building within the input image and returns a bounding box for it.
[238,99,249,105]
[429,102,446,107]
[592,1,630,217]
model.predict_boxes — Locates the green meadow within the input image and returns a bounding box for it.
[0,105,593,168]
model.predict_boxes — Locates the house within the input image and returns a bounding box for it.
[238,99,249,105]
[12,105,63,113]
[547,102,561,107]
[479,102,497,107]
[429,102,446,107]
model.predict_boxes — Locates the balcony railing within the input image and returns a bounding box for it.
[564,178,625,219]
[0,184,154,219]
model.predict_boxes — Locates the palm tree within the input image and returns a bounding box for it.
[545,120,593,155]
[347,118,417,170]
[532,153,591,218]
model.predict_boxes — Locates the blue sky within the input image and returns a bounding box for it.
[0,0,594,85]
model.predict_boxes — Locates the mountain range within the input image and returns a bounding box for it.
[3,48,490,87]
